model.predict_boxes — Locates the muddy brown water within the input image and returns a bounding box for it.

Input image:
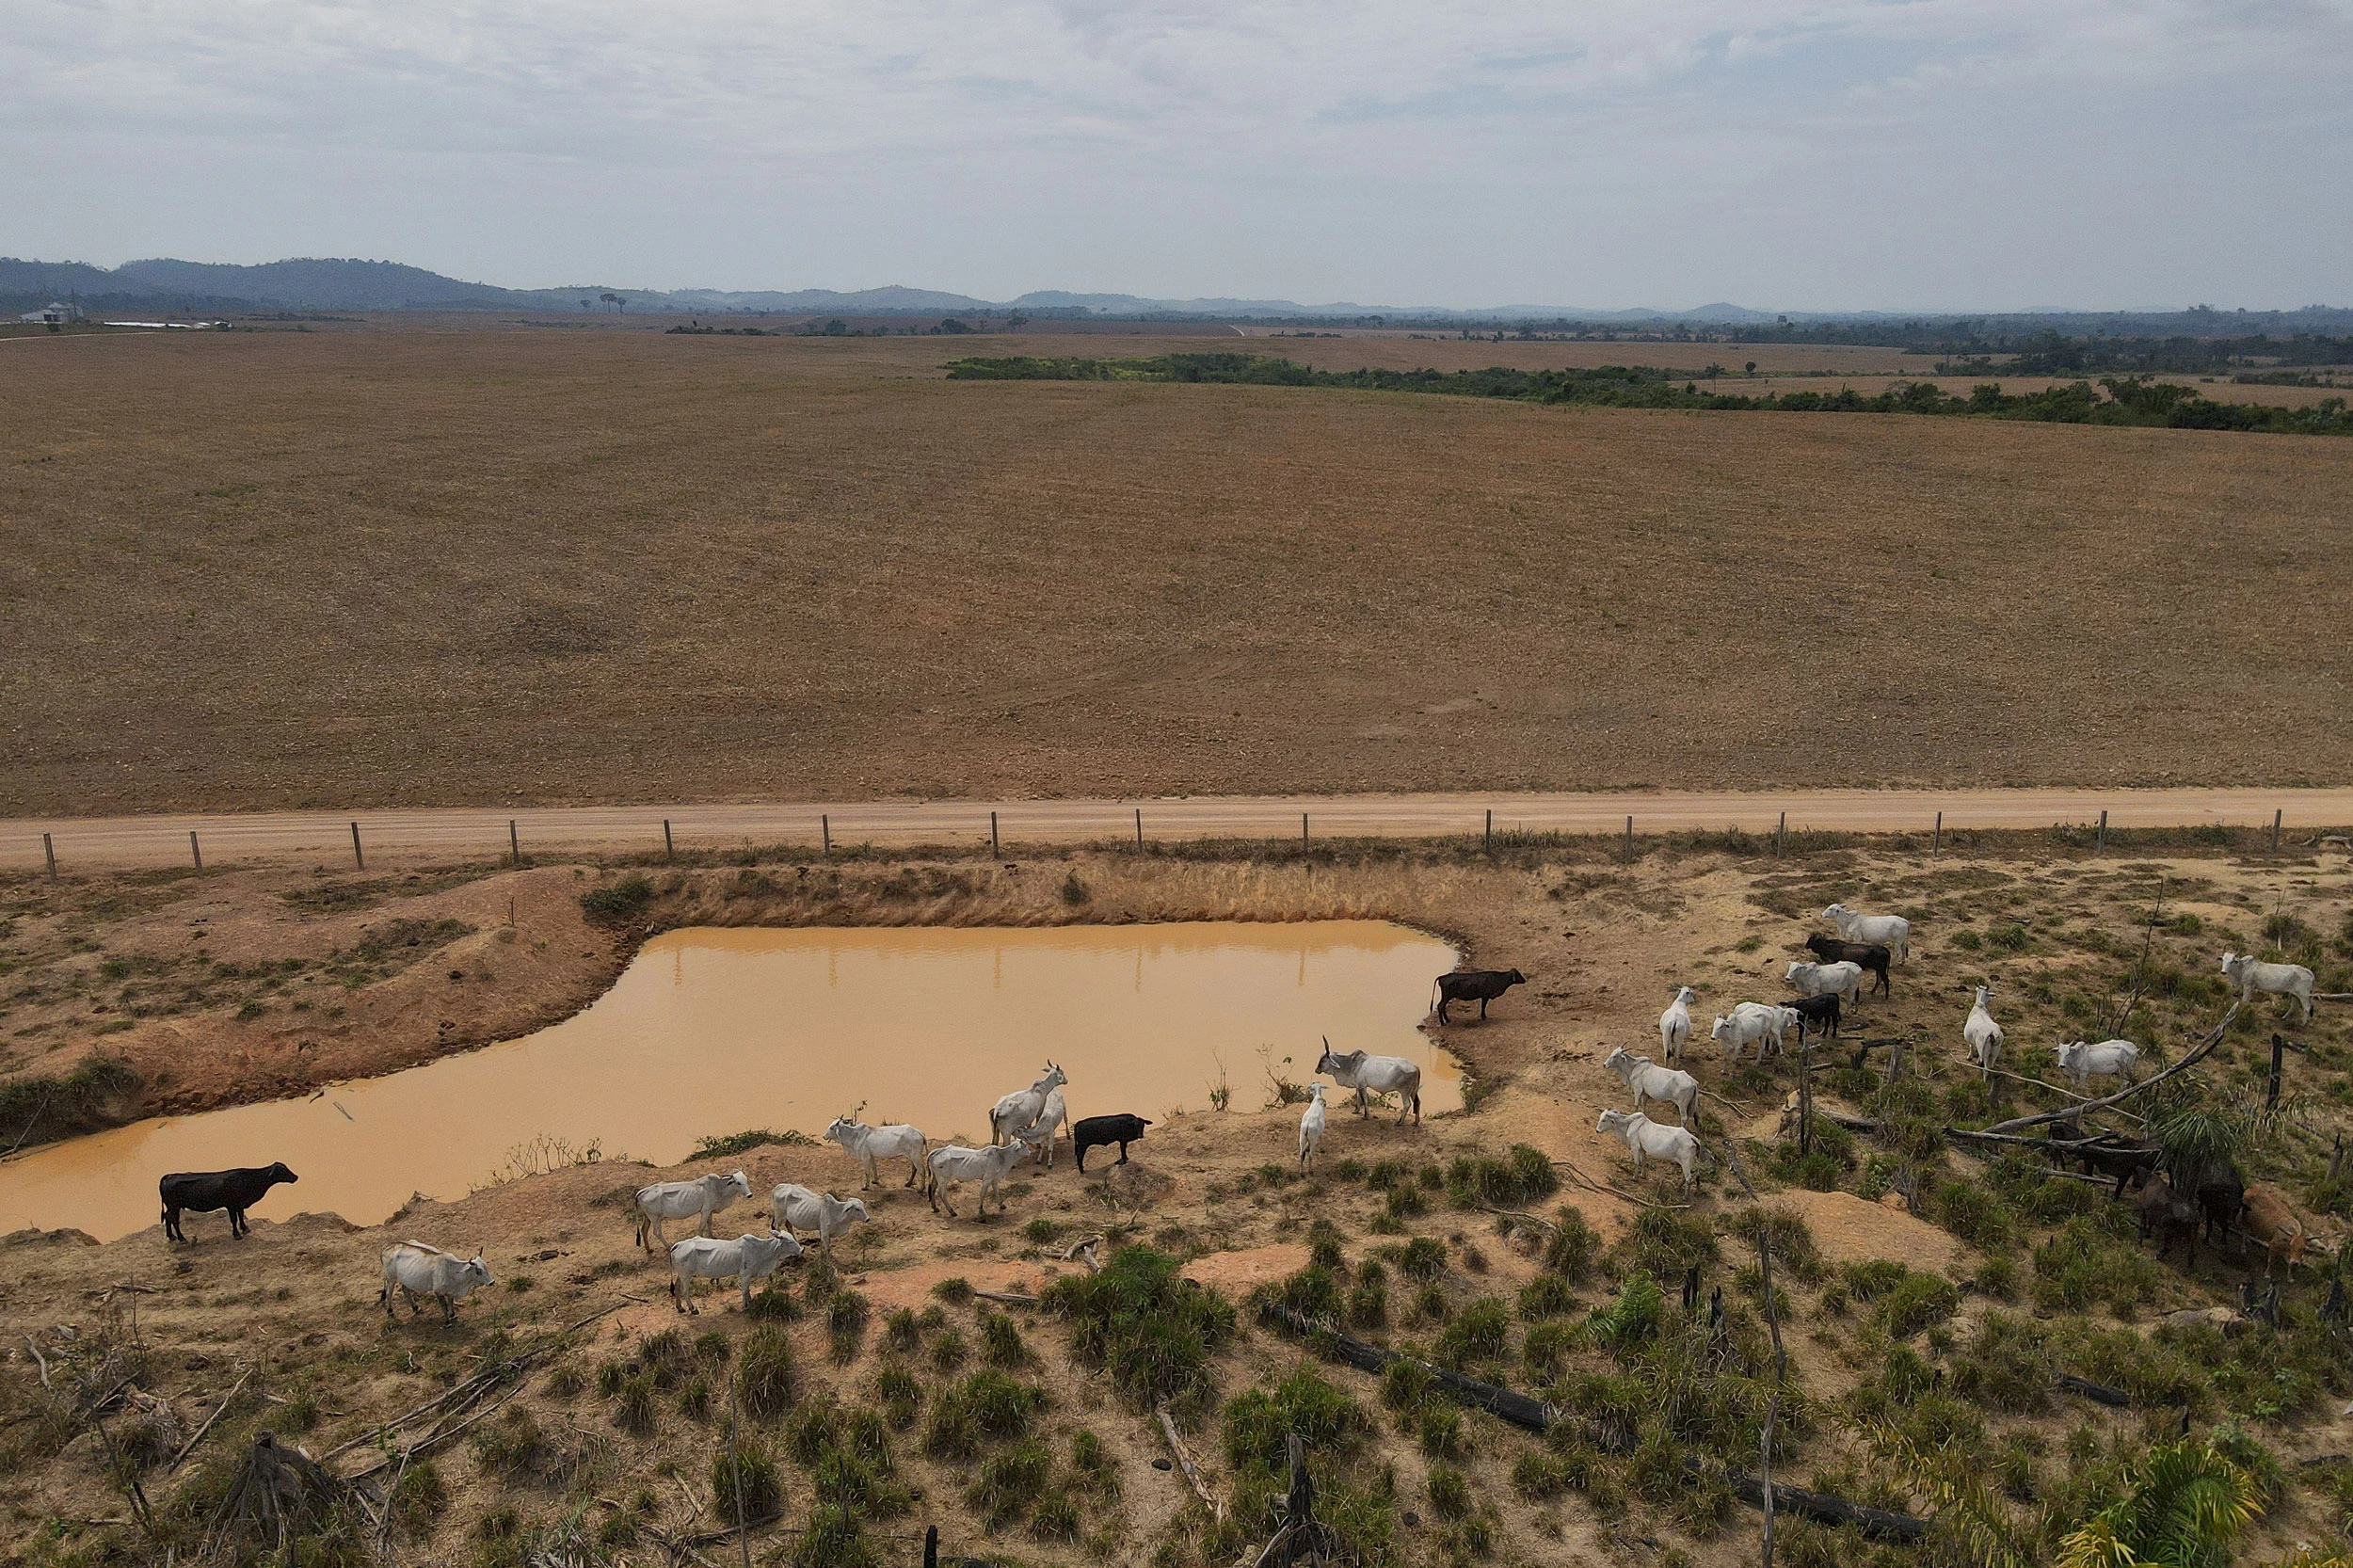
[2,921,1461,1242]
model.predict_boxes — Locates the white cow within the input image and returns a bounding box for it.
[2056,1038,2141,1094]
[769,1184,872,1256]
[379,1241,494,1324]
[989,1064,1068,1146]
[1298,1084,1328,1171]
[1710,1007,1772,1064]
[1602,1047,1700,1126]
[824,1114,928,1190]
[1824,904,1911,964]
[632,1171,752,1252]
[926,1137,1037,1218]
[1595,1110,1705,1194]
[1963,986,2005,1080]
[668,1231,802,1314]
[2220,952,2316,1021]
[1785,960,1864,1009]
[1315,1041,1424,1124]
[1658,986,1696,1065]
[1005,1086,1069,1169]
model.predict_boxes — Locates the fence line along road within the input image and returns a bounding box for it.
[7,788,2353,872]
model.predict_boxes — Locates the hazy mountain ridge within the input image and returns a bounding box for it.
[6,256,2350,334]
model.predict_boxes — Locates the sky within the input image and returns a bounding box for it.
[8,0,2352,312]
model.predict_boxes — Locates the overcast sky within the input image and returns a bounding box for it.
[8,1,2350,311]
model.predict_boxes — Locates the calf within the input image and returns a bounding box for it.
[1803,934,1892,997]
[2219,952,2316,1021]
[1963,986,2004,1080]
[670,1231,801,1314]
[1595,1109,1705,1193]
[159,1163,298,1242]
[1433,968,1526,1023]
[2137,1176,2201,1266]
[1315,1042,1423,1124]
[633,1171,753,1251]
[1785,992,1842,1044]
[1007,1086,1069,1169]
[380,1240,493,1324]
[926,1138,1036,1218]
[1298,1085,1328,1172]
[2041,1131,2157,1197]
[2241,1184,2312,1277]
[1072,1113,1151,1174]
[1602,1047,1700,1126]
[769,1184,872,1256]
[1823,904,1911,964]
[824,1114,928,1190]
[1710,1005,1783,1064]
[1658,986,1696,1064]
[2054,1039,2140,1095]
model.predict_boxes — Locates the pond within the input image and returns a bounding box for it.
[1,921,1462,1241]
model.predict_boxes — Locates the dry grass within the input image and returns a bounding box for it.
[6,325,2352,816]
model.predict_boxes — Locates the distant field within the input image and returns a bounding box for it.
[4,325,2351,816]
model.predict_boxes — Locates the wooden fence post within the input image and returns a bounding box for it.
[823,814,832,857]
[924,1525,939,1568]
[43,832,56,880]
[2273,808,2283,854]
[509,819,520,867]
[350,821,364,871]
[1624,815,1634,862]
[1136,808,1144,849]
[189,830,201,871]
[2269,1033,2288,1112]
[990,811,1000,857]
[2096,809,2107,855]
[1301,812,1310,852]
[1484,808,1494,853]
[1932,811,1942,856]
[1775,810,1785,857]
[664,820,674,861]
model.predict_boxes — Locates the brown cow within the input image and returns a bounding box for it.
[2241,1184,2312,1277]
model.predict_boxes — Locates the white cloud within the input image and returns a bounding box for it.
[5,0,2349,304]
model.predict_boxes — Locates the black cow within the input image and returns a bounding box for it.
[1072,1114,1151,1175]
[1801,934,1892,997]
[1432,968,1526,1023]
[159,1163,298,1241]
[1786,991,1842,1042]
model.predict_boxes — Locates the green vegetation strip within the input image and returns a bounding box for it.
[946,353,2353,436]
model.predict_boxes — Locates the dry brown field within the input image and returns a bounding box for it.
[5,325,2351,818]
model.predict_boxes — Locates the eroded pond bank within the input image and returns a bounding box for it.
[3,920,1461,1240]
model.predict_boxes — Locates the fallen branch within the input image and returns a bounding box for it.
[1257,1304,1925,1540]
[1979,1004,2237,1136]
[24,1335,50,1388]
[1552,1157,1690,1210]
[1062,1235,1106,1274]
[168,1368,251,1474]
[973,1289,1039,1306]
[1158,1408,1224,1522]
[2055,1373,2130,1408]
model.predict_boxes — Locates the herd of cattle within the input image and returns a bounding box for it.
[1582,903,2335,1285]
[140,911,2331,1320]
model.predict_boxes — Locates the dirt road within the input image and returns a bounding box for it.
[8,786,2349,870]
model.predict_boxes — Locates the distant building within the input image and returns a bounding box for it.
[19,301,85,326]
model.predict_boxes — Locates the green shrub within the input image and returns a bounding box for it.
[1042,1245,1236,1409]
[814,1442,911,1519]
[1931,1179,2016,1250]
[1427,1463,1472,1520]
[1265,1262,1344,1320]
[1612,1207,1719,1280]
[738,1325,797,1416]
[1225,1366,1374,1474]
[1385,1183,1429,1219]
[678,1375,712,1420]
[2033,1216,2159,1313]
[580,875,655,925]
[823,1285,867,1362]
[1029,1488,1080,1541]
[1385,1237,1449,1280]
[1543,1207,1599,1280]
[1447,1145,1559,1208]
[387,1459,446,1541]
[981,1310,1035,1369]
[1523,1320,1578,1379]
[1307,1219,1347,1272]
[1417,1406,1466,1460]
[1071,1428,1119,1496]
[924,1369,1047,1460]
[1874,1272,1960,1338]
[1945,1313,2052,1413]
[712,1438,781,1521]
[968,1437,1052,1528]
[792,1503,876,1568]
[884,1308,921,1352]
[929,1327,968,1372]
[613,1373,657,1436]
[1589,1271,1664,1352]
[745,1285,801,1322]
[783,1401,838,1466]
[1437,1298,1512,1369]
[1517,1272,1578,1320]
[934,1276,974,1304]
[875,1361,920,1428]
[1346,1263,1389,1329]
[1723,1206,1825,1284]
[471,1407,544,1478]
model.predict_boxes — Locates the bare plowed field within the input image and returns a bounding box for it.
[4,327,2350,815]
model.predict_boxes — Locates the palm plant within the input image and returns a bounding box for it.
[2053,1440,2263,1568]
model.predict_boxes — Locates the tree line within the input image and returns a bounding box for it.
[944,355,2353,436]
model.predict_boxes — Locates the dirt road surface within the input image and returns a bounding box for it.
[8,785,2350,870]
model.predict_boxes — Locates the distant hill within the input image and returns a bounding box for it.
[4,256,2348,335]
